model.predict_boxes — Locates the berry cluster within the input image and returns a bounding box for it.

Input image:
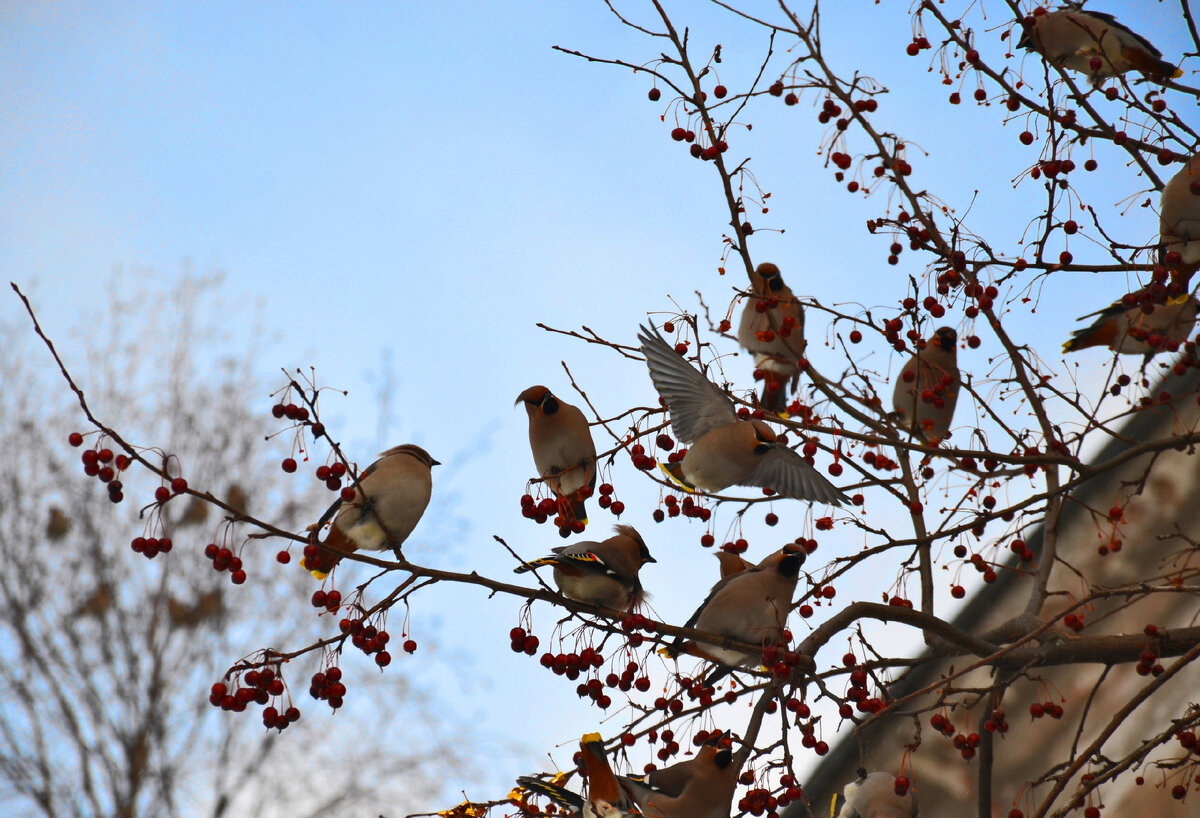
[70,433,131,503]
[203,542,247,585]
[209,667,299,732]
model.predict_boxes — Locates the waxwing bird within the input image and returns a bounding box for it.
[617,731,731,808]
[737,262,806,414]
[1161,155,1200,278]
[301,444,438,579]
[514,524,655,610]
[638,324,846,505]
[1017,6,1181,86]
[517,733,639,818]
[517,385,598,531]
[835,770,919,818]
[892,326,960,443]
[633,741,740,818]
[668,544,805,685]
[1063,294,1199,364]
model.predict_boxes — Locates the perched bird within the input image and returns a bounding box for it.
[892,326,960,443]
[668,544,805,684]
[617,732,731,808]
[1161,155,1200,277]
[517,385,598,530]
[638,324,845,504]
[835,770,919,818]
[513,525,655,610]
[301,444,438,579]
[737,262,806,414]
[1062,293,1199,363]
[632,739,740,818]
[517,733,639,818]
[1017,6,1181,86]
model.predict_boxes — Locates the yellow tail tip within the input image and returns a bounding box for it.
[1173,67,1184,79]
[658,462,695,492]
[581,731,603,744]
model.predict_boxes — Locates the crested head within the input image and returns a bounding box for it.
[379,443,439,468]
[746,419,779,456]
[516,385,551,407]
[614,524,655,565]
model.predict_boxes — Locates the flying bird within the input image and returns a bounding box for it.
[514,525,655,610]
[1063,294,1199,363]
[737,262,806,414]
[1017,6,1181,85]
[517,385,597,531]
[667,544,805,685]
[301,444,437,579]
[835,770,919,818]
[892,326,960,443]
[638,323,845,504]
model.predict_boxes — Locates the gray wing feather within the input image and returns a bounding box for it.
[744,447,847,505]
[638,324,736,443]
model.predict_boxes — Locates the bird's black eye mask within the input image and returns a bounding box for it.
[540,393,559,414]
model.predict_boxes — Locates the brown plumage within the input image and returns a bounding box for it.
[892,326,960,443]
[517,733,639,818]
[1017,7,1181,86]
[737,262,806,413]
[669,544,805,684]
[715,551,754,578]
[514,525,655,610]
[639,324,846,505]
[635,741,740,818]
[302,444,438,579]
[517,385,597,530]
[1063,294,1198,363]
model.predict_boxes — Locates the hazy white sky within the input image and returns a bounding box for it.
[2,0,1191,812]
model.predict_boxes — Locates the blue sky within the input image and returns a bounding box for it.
[3,0,1192,812]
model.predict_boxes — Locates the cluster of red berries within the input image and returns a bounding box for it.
[954,548,998,584]
[210,668,299,731]
[518,493,591,534]
[130,535,172,559]
[314,460,355,501]
[773,774,805,811]
[538,645,604,682]
[619,613,657,649]
[737,785,780,817]
[1028,700,1065,720]
[629,443,657,472]
[594,483,625,516]
[1136,627,1165,676]
[1062,612,1087,632]
[203,542,247,585]
[838,664,886,717]
[904,35,932,57]
[861,449,899,472]
[311,588,342,612]
[508,626,540,656]
[70,433,131,503]
[798,722,829,756]
[271,401,311,423]
[652,493,709,524]
[309,665,348,710]
[337,615,406,667]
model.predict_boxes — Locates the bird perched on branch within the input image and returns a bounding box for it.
[737,262,806,414]
[631,737,740,818]
[638,323,845,504]
[1161,155,1200,280]
[513,525,655,610]
[517,385,597,533]
[1017,6,1181,86]
[517,733,639,817]
[834,770,919,818]
[667,544,805,685]
[1063,293,1198,364]
[892,326,960,443]
[301,444,437,579]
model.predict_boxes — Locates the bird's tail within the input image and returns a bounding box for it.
[513,556,560,574]
[300,527,351,580]
[515,776,583,810]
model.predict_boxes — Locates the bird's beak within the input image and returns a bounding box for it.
[430,459,442,467]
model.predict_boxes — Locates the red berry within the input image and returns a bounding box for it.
[403,639,417,654]
[171,477,188,494]
[714,85,727,99]
[68,432,84,447]
[281,458,297,473]
[648,87,661,102]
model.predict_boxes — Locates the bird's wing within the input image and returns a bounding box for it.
[743,446,847,505]
[638,324,736,443]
